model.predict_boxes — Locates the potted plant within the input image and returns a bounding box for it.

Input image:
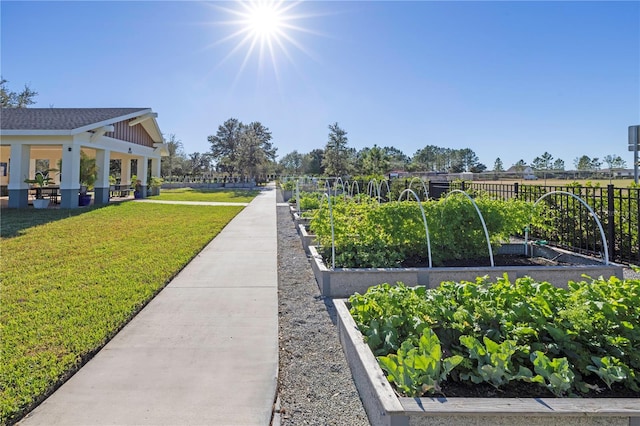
[148,176,163,196]
[24,169,57,209]
[79,152,97,206]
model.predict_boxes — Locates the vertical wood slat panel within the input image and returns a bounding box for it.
[105,120,154,147]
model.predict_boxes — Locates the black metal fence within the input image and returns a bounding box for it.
[448,181,640,266]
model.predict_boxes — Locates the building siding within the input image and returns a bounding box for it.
[107,120,155,147]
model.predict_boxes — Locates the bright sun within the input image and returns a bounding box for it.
[246,3,283,41]
[210,0,314,77]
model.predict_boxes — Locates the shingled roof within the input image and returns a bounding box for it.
[1,108,150,131]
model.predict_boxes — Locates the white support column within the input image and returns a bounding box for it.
[60,144,81,208]
[8,143,31,208]
[151,157,161,178]
[94,149,111,205]
[121,158,131,186]
[138,156,149,198]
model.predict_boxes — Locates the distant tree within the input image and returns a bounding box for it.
[458,148,481,172]
[532,152,555,181]
[208,118,276,180]
[208,118,242,178]
[279,150,304,175]
[0,78,38,108]
[188,152,208,177]
[411,145,442,171]
[469,163,487,173]
[514,159,527,172]
[603,154,627,171]
[383,146,409,170]
[303,149,324,175]
[161,134,186,179]
[359,145,390,175]
[552,158,565,171]
[574,155,602,172]
[322,122,352,177]
[493,158,504,172]
[236,121,277,180]
[411,146,481,173]
[531,152,554,171]
[574,155,591,171]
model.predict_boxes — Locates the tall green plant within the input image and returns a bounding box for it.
[79,152,97,190]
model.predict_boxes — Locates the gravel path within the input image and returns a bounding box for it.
[276,203,369,425]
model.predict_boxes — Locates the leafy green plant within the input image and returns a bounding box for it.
[459,335,535,389]
[587,356,631,389]
[280,180,296,191]
[378,328,463,396]
[24,169,58,199]
[149,176,163,188]
[298,192,322,210]
[79,151,97,190]
[350,283,434,355]
[311,195,538,268]
[348,276,640,397]
[530,351,575,396]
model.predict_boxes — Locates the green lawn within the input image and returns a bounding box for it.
[150,187,260,203]
[0,202,244,424]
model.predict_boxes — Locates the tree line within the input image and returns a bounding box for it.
[3,79,629,180]
[276,124,628,178]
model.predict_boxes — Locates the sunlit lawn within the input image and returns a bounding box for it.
[0,202,244,424]
[150,187,260,203]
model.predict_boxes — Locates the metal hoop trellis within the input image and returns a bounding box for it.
[443,189,495,267]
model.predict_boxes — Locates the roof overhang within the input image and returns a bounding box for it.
[0,108,163,142]
[153,143,170,156]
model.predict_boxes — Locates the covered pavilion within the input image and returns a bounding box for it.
[0,108,168,208]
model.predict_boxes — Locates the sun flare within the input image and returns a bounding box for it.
[246,3,284,42]
[209,0,317,78]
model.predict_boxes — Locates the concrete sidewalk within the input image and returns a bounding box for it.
[19,186,278,425]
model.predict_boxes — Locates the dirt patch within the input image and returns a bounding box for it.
[433,380,639,399]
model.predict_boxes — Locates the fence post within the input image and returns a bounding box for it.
[514,182,519,198]
[607,184,615,260]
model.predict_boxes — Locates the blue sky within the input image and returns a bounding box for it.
[2,0,638,170]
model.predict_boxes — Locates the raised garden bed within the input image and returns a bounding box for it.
[335,299,640,426]
[308,244,623,298]
[297,223,316,255]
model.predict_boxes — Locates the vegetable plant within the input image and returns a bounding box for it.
[310,194,540,268]
[348,276,640,397]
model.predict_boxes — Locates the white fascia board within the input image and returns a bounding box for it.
[128,112,157,127]
[140,117,163,143]
[72,109,152,134]
[153,143,170,156]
